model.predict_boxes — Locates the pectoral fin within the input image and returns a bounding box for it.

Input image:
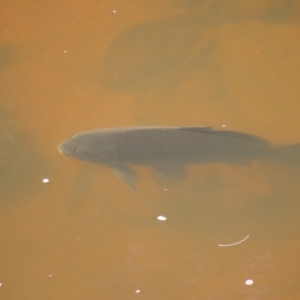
[110,164,139,191]
[153,164,186,180]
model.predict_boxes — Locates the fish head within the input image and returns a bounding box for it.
[58,132,119,164]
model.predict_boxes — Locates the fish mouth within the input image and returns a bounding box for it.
[58,144,69,157]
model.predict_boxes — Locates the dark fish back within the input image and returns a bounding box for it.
[104,127,271,165]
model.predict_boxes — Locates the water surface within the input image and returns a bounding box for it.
[1,1,300,299]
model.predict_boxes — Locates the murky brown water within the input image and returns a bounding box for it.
[1,1,300,299]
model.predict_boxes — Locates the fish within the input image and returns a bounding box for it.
[92,14,208,92]
[58,126,300,190]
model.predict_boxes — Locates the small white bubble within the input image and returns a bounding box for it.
[42,178,49,183]
[222,124,226,127]
[113,10,117,13]
[163,188,168,191]
[157,216,167,221]
[49,274,52,277]
[245,279,253,285]
[135,289,140,293]
[0,283,2,286]
[63,50,67,53]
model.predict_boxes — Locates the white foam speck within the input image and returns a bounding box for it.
[42,178,49,183]
[245,279,253,285]
[157,216,167,221]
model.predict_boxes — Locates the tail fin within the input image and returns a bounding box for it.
[271,143,300,166]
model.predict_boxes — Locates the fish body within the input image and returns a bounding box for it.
[96,14,207,91]
[58,126,300,190]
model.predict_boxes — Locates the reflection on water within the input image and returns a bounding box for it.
[94,14,216,93]
[0,44,53,208]
[92,0,297,96]
[1,0,300,299]
[0,102,54,209]
[0,44,56,209]
[0,45,15,70]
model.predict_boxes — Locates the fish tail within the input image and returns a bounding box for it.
[271,143,300,165]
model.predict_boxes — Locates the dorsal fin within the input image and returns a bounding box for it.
[178,127,270,144]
